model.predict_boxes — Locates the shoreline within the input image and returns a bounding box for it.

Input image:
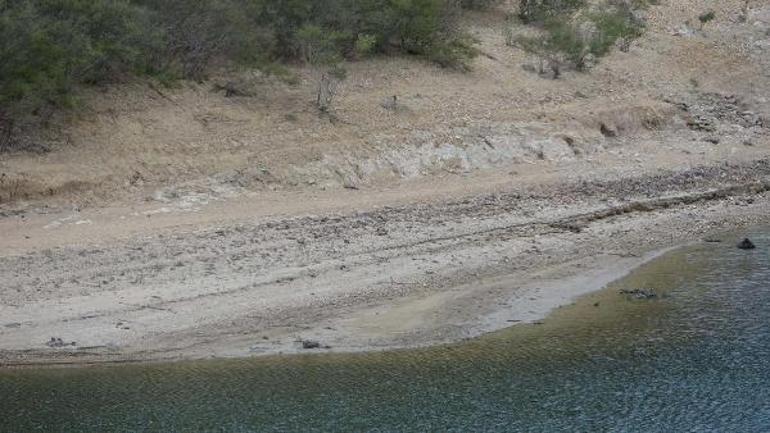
[2,162,770,368]
[0,246,682,370]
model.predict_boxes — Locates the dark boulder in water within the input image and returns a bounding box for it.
[620,288,658,300]
[737,238,756,250]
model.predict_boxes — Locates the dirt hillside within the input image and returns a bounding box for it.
[1,0,767,213]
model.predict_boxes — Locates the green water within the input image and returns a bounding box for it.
[2,231,770,432]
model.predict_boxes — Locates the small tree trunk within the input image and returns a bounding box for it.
[551,64,561,79]
[316,75,324,110]
[316,72,340,113]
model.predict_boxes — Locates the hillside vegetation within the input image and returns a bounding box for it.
[0,0,486,149]
[0,0,663,151]
[0,0,768,212]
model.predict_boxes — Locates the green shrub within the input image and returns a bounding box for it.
[0,0,162,149]
[519,0,586,23]
[458,0,501,10]
[513,0,644,76]
[1,0,480,149]
[698,10,715,28]
[589,8,644,55]
[354,34,379,58]
[0,1,158,106]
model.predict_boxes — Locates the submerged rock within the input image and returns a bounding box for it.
[620,288,658,300]
[737,238,756,250]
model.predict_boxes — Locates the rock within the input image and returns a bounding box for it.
[45,337,76,348]
[580,53,597,69]
[600,123,618,138]
[737,238,756,250]
[551,221,583,233]
[620,288,657,299]
[301,340,321,349]
[381,95,398,111]
[686,116,716,132]
[672,26,695,37]
[213,81,253,98]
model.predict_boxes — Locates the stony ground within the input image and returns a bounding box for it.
[3,159,770,366]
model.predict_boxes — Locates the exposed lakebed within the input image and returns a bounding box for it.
[2,230,769,432]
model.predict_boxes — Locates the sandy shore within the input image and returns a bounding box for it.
[2,159,770,367]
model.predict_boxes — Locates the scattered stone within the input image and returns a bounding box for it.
[705,136,720,144]
[551,221,584,233]
[737,238,756,250]
[620,288,658,299]
[672,25,695,37]
[46,337,76,348]
[375,227,389,236]
[686,116,716,132]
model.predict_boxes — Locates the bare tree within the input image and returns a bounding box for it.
[297,25,348,112]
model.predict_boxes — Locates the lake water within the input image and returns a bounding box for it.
[2,230,770,432]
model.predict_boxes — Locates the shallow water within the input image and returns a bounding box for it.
[2,231,770,432]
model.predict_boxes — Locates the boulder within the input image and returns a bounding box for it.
[737,238,756,250]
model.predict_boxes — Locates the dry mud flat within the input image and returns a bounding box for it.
[3,160,770,366]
